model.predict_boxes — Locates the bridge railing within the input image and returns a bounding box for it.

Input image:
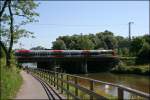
[28,68,150,100]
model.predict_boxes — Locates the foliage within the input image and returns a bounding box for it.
[52,39,67,50]
[0,57,23,99]
[77,35,95,50]
[52,30,118,50]
[136,42,150,64]
[1,0,39,44]
[130,37,144,56]
[96,30,118,49]
[0,46,5,58]
[30,46,47,50]
[111,61,149,75]
[0,0,39,66]
[52,32,149,65]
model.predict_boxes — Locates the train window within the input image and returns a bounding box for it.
[33,52,36,56]
[81,52,90,55]
[39,53,42,56]
[51,52,63,56]
[46,52,48,56]
[32,53,34,56]
[22,53,24,56]
[101,52,106,54]
[91,52,99,55]
[44,52,47,56]
[42,53,44,56]
[15,53,18,56]
[71,52,80,55]
[45,52,47,56]
[63,52,70,55]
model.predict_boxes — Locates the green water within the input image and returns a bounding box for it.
[79,73,150,94]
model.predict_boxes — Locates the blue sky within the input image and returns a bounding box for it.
[14,1,149,49]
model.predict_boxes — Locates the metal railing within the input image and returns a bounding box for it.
[28,68,150,100]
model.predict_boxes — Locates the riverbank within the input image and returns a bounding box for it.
[0,57,23,99]
[111,64,149,75]
[111,57,150,75]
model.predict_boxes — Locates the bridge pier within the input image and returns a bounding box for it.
[81,60,88,74]
[37,62,51,69]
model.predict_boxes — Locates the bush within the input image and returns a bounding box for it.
[119,57,136,65]
[0,57,23,99]
[111,63,150,75]
[136,42,150,64]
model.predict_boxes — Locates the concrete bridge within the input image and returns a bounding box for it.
[15,50,119,73]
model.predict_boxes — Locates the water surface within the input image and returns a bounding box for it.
[79,72,150,96]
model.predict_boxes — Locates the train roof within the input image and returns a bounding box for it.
[15,49,114,53]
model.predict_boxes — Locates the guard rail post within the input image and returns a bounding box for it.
[90,80,94,100]
[67,75,69,99]
[75,77,78,97]
[54,72,56,87]
[56,72,59,90]
[51,72,53,85]
[48,71,50,83]
[118,87,124,99]
[61,73,63,94]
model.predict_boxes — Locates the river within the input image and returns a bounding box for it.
[79,72,150,99]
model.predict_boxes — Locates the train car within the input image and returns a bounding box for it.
[15,49,118,73]
[15,49,116,58]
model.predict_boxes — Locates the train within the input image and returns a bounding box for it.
[15,49,118,73]
[15,49,116,58]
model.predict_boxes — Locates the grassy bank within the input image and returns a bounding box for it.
[0,57,23,99]
[111,60,150,75]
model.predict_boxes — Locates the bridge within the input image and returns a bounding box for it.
[15,50,118,73]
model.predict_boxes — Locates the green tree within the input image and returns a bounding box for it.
[78,36,95,50]
[30,46,47,50]
[0,0,39,66]
[130,37,144,56]
[138,42,150,58]
[115,36,130,56]
[95,30,117,49]
[52,39,67,50]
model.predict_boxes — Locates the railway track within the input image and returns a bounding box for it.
[31,73,65,100]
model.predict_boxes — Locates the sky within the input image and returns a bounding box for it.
[14,1,149,49]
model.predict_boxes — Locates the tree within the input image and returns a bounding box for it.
[52,39,67,50]
[130,37,144,56]
[0,0,39,66]
[138,42,150,58]
[95,30,117,49]
[30,46,47,50]
[78,36,94,50]
[136,42,150,64]
[104,35,117,49]
[0,0,9,18]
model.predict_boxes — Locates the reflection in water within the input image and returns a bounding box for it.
[79,72,150,99]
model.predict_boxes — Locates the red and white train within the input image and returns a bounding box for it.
[15,49,116,58]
